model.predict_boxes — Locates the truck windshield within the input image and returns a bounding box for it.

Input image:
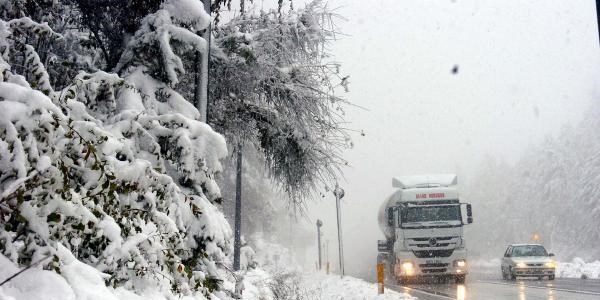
[400,205,461,226]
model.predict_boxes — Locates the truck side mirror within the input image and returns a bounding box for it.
[378,240,391,252]
[466,204,473,224]
[549,253,555,257]
[387,208,394,226]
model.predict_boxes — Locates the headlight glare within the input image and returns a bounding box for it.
[454,259,466,267]
[400,261,414,275]
[401,262,414,271]
[516,262,527,268]
[545,261,555,268]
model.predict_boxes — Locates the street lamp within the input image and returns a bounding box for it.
[316,219,323,270]
[333,183,345,277]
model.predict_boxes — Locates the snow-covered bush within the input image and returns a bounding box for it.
[0,1,235,297]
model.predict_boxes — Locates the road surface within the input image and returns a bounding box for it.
[385,272,600,299]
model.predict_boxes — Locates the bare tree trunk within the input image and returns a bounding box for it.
[233,144,243,271]
[195,0,211,122]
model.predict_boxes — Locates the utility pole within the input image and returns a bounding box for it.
[333,183,345,277]
[316,219,323,270]
[326,239,330,274]
[195,0,211,122]
[289,212,292,263]
[596,0,600,44]
[233,144,243,271]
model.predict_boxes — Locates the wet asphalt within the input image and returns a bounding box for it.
[385,271,600,300]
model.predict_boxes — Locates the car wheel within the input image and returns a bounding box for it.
[501,267,507,280]
[549,275,555,280]
[509,267,516,281]
[455,275,466,284]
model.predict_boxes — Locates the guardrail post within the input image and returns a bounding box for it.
[377,263,385,294]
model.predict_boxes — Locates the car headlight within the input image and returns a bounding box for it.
[515,262,527,268]
[545,261,556,268]
[454,259,466,267]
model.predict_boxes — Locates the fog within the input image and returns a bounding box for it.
[303,0,600,279]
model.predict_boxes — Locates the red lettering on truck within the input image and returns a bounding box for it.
[428,193,445,198]
[415,193,445,199]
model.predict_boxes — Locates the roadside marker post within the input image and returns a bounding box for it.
[377,263,385,294]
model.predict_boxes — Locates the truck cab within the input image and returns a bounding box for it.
[378,174,473,284]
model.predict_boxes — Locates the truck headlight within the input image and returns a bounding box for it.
[454,259,466,267]
[544,262,555,268]
[401,262,414,275]
[515,262,527,268]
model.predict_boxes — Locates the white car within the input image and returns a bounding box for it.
[500,244,556,280]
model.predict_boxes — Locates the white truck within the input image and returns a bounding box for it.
[377,174,473,284]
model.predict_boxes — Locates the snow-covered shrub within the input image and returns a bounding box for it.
[0,1,234,296]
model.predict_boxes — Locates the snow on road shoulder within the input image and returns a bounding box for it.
[302,272,416,300]
[556,258,600,279]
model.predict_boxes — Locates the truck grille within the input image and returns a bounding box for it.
[413,249,454,258]
[419,263,449,268]
[415,243,450,248]
[407,236,459,250]
[422,268,447,273]
[410,237,453,242]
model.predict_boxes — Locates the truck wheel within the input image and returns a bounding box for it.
[455,275,466,284]
[549,275,555,280]
[397,276,407,285]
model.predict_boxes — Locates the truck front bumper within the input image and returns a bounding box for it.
[394,249,468,278]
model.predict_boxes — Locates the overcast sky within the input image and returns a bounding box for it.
[302,0,600,277]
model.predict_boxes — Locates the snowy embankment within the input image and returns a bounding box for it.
[0,254,149,300]
[301,272,416,300]
[556,258,600,279]
[0,253,274,300]
[470,258,600,279]
[241,269,416,300]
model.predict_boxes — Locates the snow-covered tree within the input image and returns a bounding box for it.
[0,1,238,297]
[205,1,352,204]
[465,103,600,261]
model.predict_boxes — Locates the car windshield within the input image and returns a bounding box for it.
[400,205,461,225]
[511,245,548,257]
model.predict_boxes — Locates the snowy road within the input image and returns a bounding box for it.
[386,273,600,299]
